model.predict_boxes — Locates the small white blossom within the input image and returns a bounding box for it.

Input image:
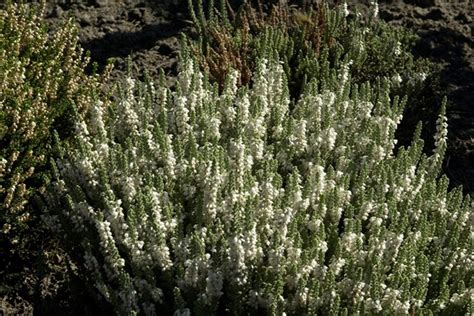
[392,73,402,85]
[394,41,402,56]
[342,2,349,17]
[370,1,379,18]
[416,72,428,82]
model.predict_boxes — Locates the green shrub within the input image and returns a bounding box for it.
[0,0,111,310]
[44,44,472,315]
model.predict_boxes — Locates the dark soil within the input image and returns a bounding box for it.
[41,0,194,87]
[376,0,474,194]
[2,0,472,314]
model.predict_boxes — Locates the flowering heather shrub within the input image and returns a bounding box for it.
[0,0,107,237]
[0,0,110,306]
[45,52,473,315]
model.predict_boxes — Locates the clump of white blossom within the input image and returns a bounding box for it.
[45,55,473,315]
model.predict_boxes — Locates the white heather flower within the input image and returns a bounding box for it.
[294,120,308,153]
[182,254,210,288]
[296,287,309,306]
[243,224,261,261]
[227,236,247,284]
[117,258,125,268]
[268,245,285,272]
[342,2,349,17]
[394,41,402,56]
[366,298,383,312]
[251,139,264,160]
[434,114,448,150]
[222,102,236,123]
[230,137,246,161]
[392,73,402,86]
[209,117,221,140]
[174,96,190,134]
[359,101,373,119]
[385,233,404,261]
[125,77,135,93]
[97,143,109,157]
[436,198,448,215]
[277,207,294,239]
[179,59,194,94]
[75,120,90,136]
[312,165,327,197]
[339,62,352,89]
[224,69,239,97]
[0,158,7,175]
[330,258,346,276]
[249,184,259,198]
[253,58,269,114]
[324,90,336,108]
[117,98,139,136]
[319,241,328,254]
[353,282,367,304]
[369,216,383,228]
[370,1,379,18]
[237,94,250,124]
[165,136,176,179]
[2,223,12,234]
[331,207,343,223]
[75,155,95,182]
[417,72,427,82]
[307,218,322,232]
[189,72,205,111]
[324,127,337,151]
[202,162,222,221]
[247,116,266,138]
[372,145,386,161]
[89,100,106,135]
[122,176,137,202]
[270,60,286,99]
[261,180,278,220]
[342,232,363,253]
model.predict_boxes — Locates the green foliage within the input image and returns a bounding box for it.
[0,0,111,310]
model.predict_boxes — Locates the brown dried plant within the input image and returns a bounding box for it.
[196,13,252,88]
[190,0,332,91]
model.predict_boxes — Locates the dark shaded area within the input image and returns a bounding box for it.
[413,26,474,194]
[80,20,186,74]
[413,27,473,109]
[373,1,474,194]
